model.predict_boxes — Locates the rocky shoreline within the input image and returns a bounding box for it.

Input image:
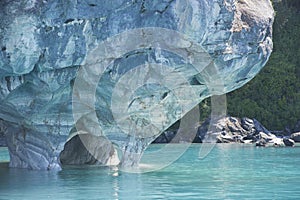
[1,116,299,148]
[153,116,300,147]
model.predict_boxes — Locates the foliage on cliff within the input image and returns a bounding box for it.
[225,1,300,131]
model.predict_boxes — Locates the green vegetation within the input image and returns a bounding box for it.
[225,1,300,131]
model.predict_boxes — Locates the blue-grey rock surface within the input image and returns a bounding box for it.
[0,120,6,146]
[0,0,274,170]
[193,116,290,146]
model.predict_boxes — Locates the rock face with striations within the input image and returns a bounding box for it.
[290,132,300,142]
[195,117,278,144]
[0,0,274,170]
[187,116,292,147]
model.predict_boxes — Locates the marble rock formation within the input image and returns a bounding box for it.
[0,120,6,147]
[282,138,295,147]
[193,116,294,147]
[60,133,119,165]
[290,132,300,142]
[196,117,276,143]
[0,0,274,170]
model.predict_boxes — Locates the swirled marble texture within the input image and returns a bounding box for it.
[0,0,274,170]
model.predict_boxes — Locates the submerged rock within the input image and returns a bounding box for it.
[0,0,274,169]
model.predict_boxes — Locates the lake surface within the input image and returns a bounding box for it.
[1,144,300,199]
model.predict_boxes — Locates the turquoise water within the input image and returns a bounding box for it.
[0,147,9,162]
[1,144,300,199]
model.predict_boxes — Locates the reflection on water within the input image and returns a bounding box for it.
[1,144,300,199]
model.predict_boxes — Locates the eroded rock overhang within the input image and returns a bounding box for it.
[0,0,274,170]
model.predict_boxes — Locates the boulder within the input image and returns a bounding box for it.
[197,116,290,147]
[256,137,284,147]
[291,132,300,142]
[254,131,285,147]
[241,118,256,132]
[256,139,267,147]
[253,119,271,134]
[255,131,276,142]
[268,138,285,147]
[0,0,274,169]
[197,117,273,143]
[198,116,251,142]
[216,134,242,143]
[283,138,295,147]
